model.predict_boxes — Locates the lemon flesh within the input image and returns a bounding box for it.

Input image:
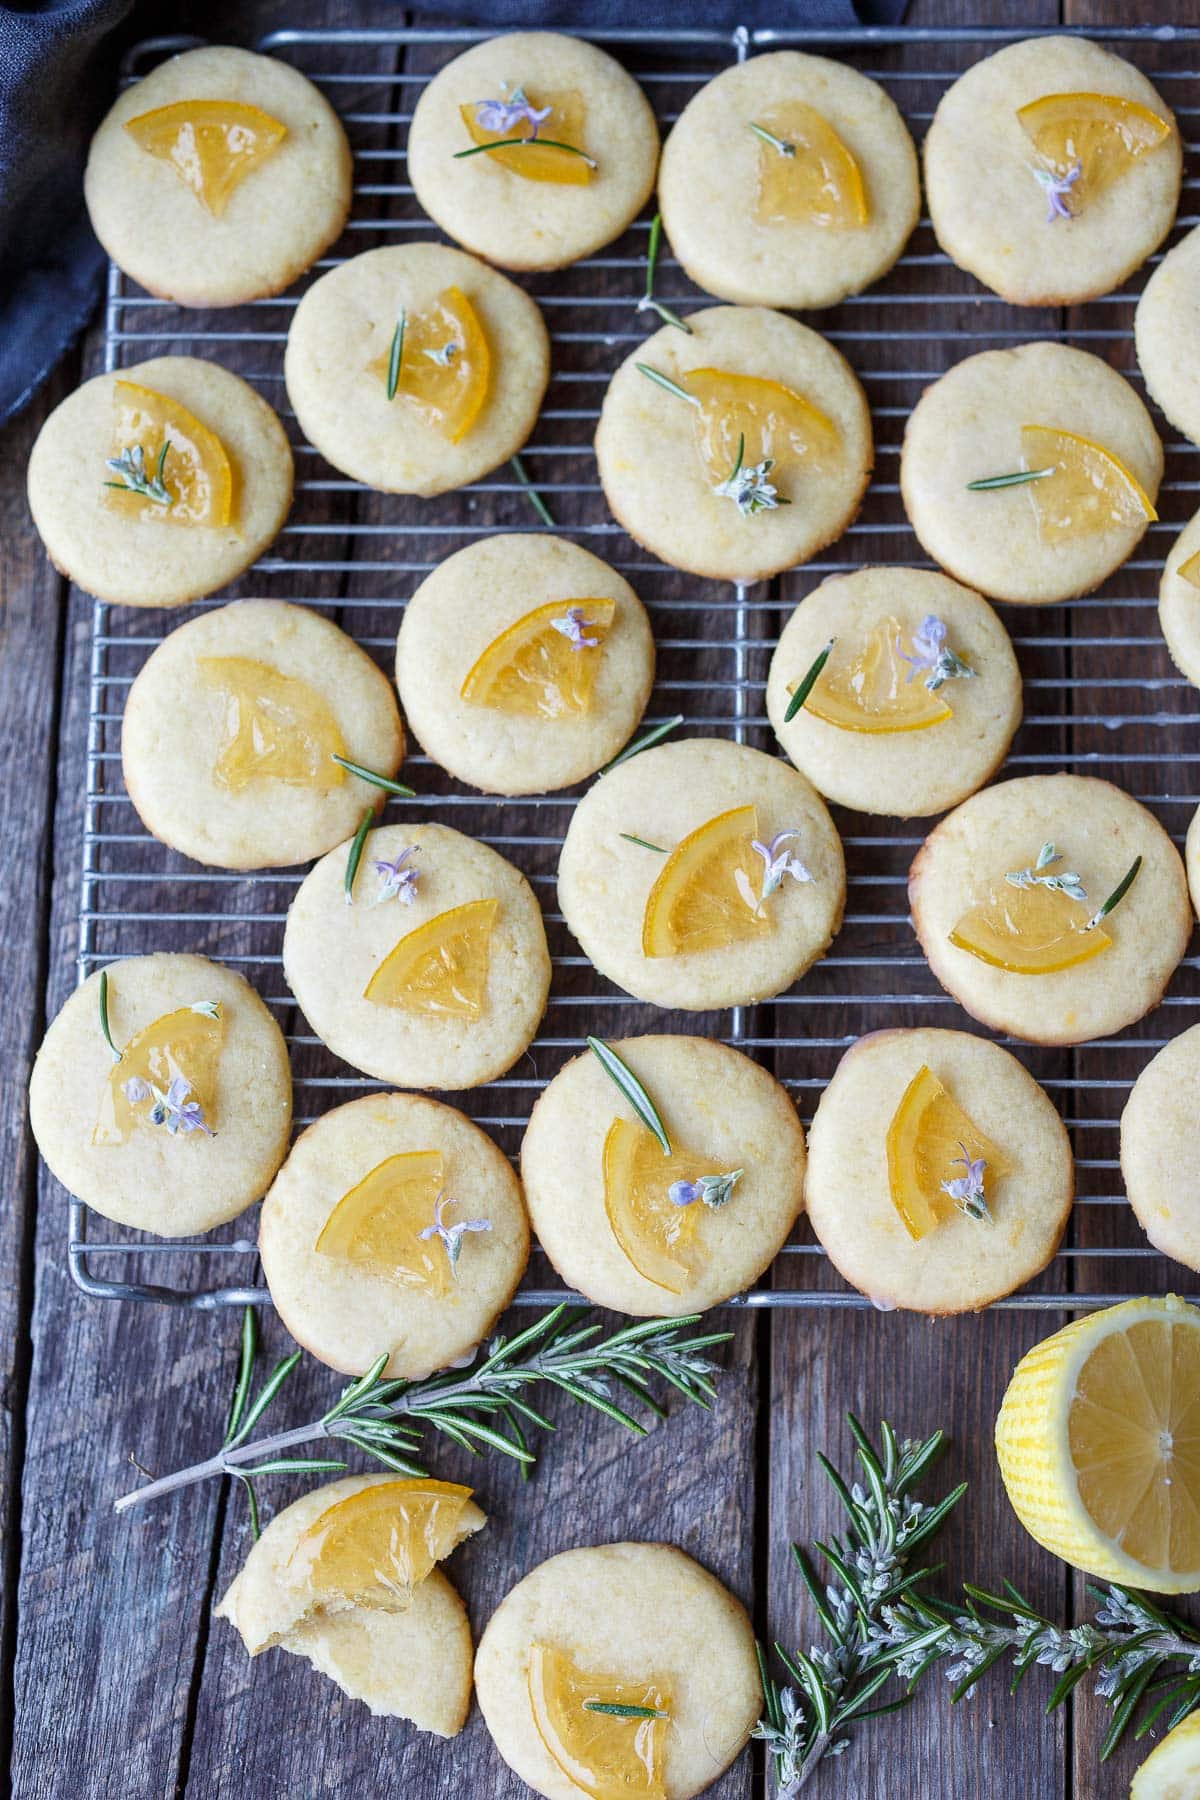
[641,803,769,959]
[364,898,498,1019]
[199,655,347,792]
[106,380,233,528]
[885,1064,1012,1240]
[753,101,868,228]
[460,598,615,719]
[124,99,287,215]
[804,617,953,735]
[458,89,592,185]
[93,1004,223,1146]
[528,1642,671,1800]
[287,1479,476,1611]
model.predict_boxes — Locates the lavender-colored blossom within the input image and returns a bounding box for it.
[124,1073,213,1136]
[550,606,600,651]
[669,1168,743,1210]
[1032,160,1082,222]
[940,1143,990,1222]
[752,829,814,902]
[419,1192,492,1274]
[896,615,975,692]
[372,845,420,905]
[473,88,552,137]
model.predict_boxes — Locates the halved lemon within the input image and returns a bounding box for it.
[287,1478,478,1611]
[642,804,768,959]
[995,1294,1200,1592]
[458,89,592,185]
[804,618,952,734]
[753,101,868,228]
[364,897,498,1018]
[1017,91,1173,208]
[106,380,233,528]
[369,286,490,442]
[1020,425,1157,543]
[603,1117,734,1293]
[949,877,1109,975]
[885,1064,1012,1240]
[460,598,615,719]
[1177,549,1200,590]
[528,1642,670,1800]
[314,1149,450,1296]
[93,1003,223,1146]
[124,99,287,215]
[198,655,347,791]
[684,367,839,490]
[1131,1710,1200,1798]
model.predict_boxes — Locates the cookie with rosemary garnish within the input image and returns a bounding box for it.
[28,953,291,1236]
[216,1472,480,1733]
[766,566,1021,818]
[595,304,872,584]
[258,1092,529,1379]
[1137,227,1200,451]
[805,1028,1073,1315]
[407,32,659,273]
[284,243,549,499]
[26,355,293,609]
[122,599,405,870]
[901,342,1162,606]
[475,1542,760,1800]
[909,774,1189,1046]
[658,51,920,310]
[924,37,1180,308]
[395,533,655,796]
[1121,1025,1200,1276]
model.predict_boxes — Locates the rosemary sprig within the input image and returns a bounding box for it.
[748,121,796,158]
[331,753,416,798]
[587,1036,671,1154]
[104,440,172,506]
[966,466,1056,491]
[602,714,684,772]
[510,452,556,528]
[386,310,406,400]
[343,807,374,905]
[98,968,121,1062]
[636,362,701,408]
[784,639,835,722]
[454,136,597,168]
[1088,854,1142,930]
[637,213,691,334]
[583,1702,669,1718]
[619,833,667,853]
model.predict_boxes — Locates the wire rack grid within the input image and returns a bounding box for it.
[68,21,1200,1316]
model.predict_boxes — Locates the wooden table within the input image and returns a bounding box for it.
[3,1,1198,1794]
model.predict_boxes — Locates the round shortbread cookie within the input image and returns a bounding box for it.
[84,46,352,308]
[1158,509,1200,690]
[407,33,659,272]
[900,342,1162,606]
[27,356,294,609]
[659,51,920,309]
[923,37,1181,307]
[284,243,550,498]
[283,822,550,1089]
[395,534,655,795]
[1187,803,1200,922]
[28,953,291,1235]
[475,1542,760,1800]
[1137,227,1200,449]
[805,1028,1074,1314]
[766,566,1022,817]
[1121,1026,1200,1274]
[258,1093,529,1378]
[557,737,845,1012]
[909,774,1190,1046]
[595,305,872,583]
[122,600,405,870]
[216,1474,478,1735]
[520,1035,805,1316]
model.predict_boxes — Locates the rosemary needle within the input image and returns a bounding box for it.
[98,968,121,1062]
[619,833,667,853]
[454,136,596,168]
[784,639,835,722]
[343,807,375,905]
[587,1036,671,1155]
[583,1702,669,1719]
[331,754,415,798]
[602,714,683,772]
[510,453,556,528]
[966,466,1056,491]
[747,120,796,157]
[1088,854,1142,930]
[636,362,702,408]
[637,213,692,335]
[386,309,406,401]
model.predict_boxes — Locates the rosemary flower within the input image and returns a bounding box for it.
[423,340,460,367]
[940,1145,990,1223]
[104,441,172,507]
[474,87,552,137]
[1005,842,1087,904]
[122,1074,213,1136]
[895,615,976,692]
[1032,160,1081,222]
[551,606,600,650]
[669,1169,743,1210]
[419,1192,491,1274]
[714,433,789,516]
[753,830,814,901]
[372,845,420,904]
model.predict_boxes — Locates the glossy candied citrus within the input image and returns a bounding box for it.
[458,89,592,185]
[287,1478,476,1610]
[1020,425,1157,542]
[642,803,769,959]
[369,286,490,442]
[364,897,498,1018]
[602,1117,733,1293]
[885,1064,1012,1240]
[1131,1709,1200,1797]
[528,1642,671,1800]
[124,99,287,215]
[949,876,1110,974]
[753,101,868,227]
[683,367,838,491]
[198,656,347,792]
[804,618,952,734]
[460,598,616,719]
[1177,548,1200,589]
[106,380,233,527]
[93,1003,223,1146]
[314,1149,451,1296]
[1017,91,1173,208]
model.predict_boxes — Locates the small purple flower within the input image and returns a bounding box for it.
[669,1168,743,1210]
[895,616,975,692]
[550,607,600,651]
[940,1143,990,1222]
[419,1192,492,1274]
[124,1073,213,1136]
[372,845,420,905]
[1032,160,1082,223]
[474,88,552,138]
[752,829,814,902]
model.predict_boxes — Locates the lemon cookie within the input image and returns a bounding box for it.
[407,33,659,272]
[766,566,1021,818]
[283,822,550,1089]
[285,243,549,498]
[84,46,351,308]
[909,774,1189,1046]
[27,356,293,609]
[901,342,1162,606]
[924,37,1180,307]
[806,1028,1073,1314]
[28,954,291,1236]
[1138,227,1200,448]
[123,600,405,870]
[557,737,845,1012]
[395,534,654,795]
[475,1542,760,1800]
[216,1473,480,1733]
[595,305,872,583]
[1121,1026,1200,1273]
[259,1092,529,1378]
[659,51,920,310]
[1158,510,1200,693]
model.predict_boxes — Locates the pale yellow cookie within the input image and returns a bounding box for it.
[659,51,920,309]
[84,46,352,307]
[475,1542,760,1800]
[284,243,550,497]
[1187,803,1200,922]
[258,1092,529,1378]
[909,774,1190,1046]
[407,32,659,272]
[900,342,1162,605]
[557,737,845,1011]
[395,534,654,795]
[122,600,405,870]
[283,822,550,1089]
[1137,227,1200,449]
[28,954,291,1235]
[924,37,1181,307]
[595,305,872,583]
[27,356,293,609]
[766,566,1022,817]
[1158,510,1200,691]
[1121,1026,1200,1274]
[805,1028,1074,1314]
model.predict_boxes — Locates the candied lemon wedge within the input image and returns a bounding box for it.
[949,876,1109,975]
[287,1478,477,1610]
[753,102,868,228]
[369,286,490,442]
[642,804,768,959]
[1017,91,1173,210]
[124,99,287,215]
[198,656,347,792]
[93,1003,223,1146]
[364,898,497,1018]
[1020,425,1157,542]
[804,619,952,734]
[1177,548,1200,589]
[460,598,615,719]
[458,89,593,184]
[105,380,233,528]
[315,1149,451,1295]
[603,1117,734,1293]
[528,1642,671,1800]
[683,367,838,491]
[885,1064,1011,1240]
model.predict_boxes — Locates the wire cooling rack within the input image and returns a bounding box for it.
[69,22,1200,1313]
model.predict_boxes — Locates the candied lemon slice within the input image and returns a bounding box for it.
[105,380,233,528]
[1017,91,1172,209]
[460,598,616,719]
[93,1003,223,1146]
[602,1117,734,1293]
[1132,1710,1200,1798]
[641,803,769,959]
[198,655,347,792]
[804,618,952,734]
[459,89,592,185]
[683,367,838,491]
[753,102,868,228]
[315,1149,451,1296]
[949,876,1109,975]
[124,99,287,215]
[364,898,497,1018]
[528,1642,671,1800]
[368,286,490,443]
[995,1294,1200,1592]
[885,1064,1012,1240]
[287,1478,476,1611]
[1177,549,1200,589]
[1020,425,1157,542]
